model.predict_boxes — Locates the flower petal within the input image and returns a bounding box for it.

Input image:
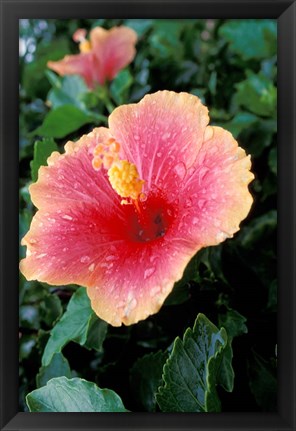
[48,53,96,88]
[90,26,137,83]
[86,230,198,326]
[177,126,254,247]
[20,127,126,284]
[108,91,209,194]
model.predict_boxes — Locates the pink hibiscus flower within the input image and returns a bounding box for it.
[47,26,137,89]
[20,91,254,326]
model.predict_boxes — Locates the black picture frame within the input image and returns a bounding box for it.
[1,0,295,430]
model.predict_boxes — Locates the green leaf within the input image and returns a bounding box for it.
[26,377,128,412]
[33,105,94,139]
[19,305,40,330]
[47,74,89,110]
[150,20,184,60]
[248,351,277,411]
[39,294,63,327]
[19,209,32,259]
[219,20,277,61]
[83,313,108,352]
[30,138,59,182]
[239,210,277,249]
[42,287,107,366]
[19,335,37,360]
[36,353,72,388]
[156,313,227,412]
[234,72,277,117]
[110,69,133,105]
[217,308,248,392]
[124,19,154,37]
[22,38,70,99]
[222,112,259,138]
[130,351,168,412]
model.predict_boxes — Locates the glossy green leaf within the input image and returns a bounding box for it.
[47,74,89,110]
[30,138,59,182]
[219,20,277,60]
[217,308,248,392]
[83,313,108,352]
[19,305,40,330]
[19,209,32,259]
[42,287,107,366]
[222,112,258,138]
[22,38,70,99]
[239,210,277,249]
[234,72,277,117]
[26,377,128,412]
[156,313,227,412]
[110,69,133,105]
[130,351,168,412]
[124,19,154,37]
[33,105,93,138]
[39,294,63,327]
[36,352,72,388]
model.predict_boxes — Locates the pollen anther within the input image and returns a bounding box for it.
[92,138,144,201]
[108,160,144,200]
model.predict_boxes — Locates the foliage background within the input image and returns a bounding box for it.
[19,19,277,412]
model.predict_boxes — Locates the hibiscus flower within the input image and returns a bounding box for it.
[20,91,254,326]
[47,26,137,89]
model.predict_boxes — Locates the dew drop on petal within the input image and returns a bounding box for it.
[144,267,155,279]
[150,286,161,297]
[62,215,73,221]
[173,161,187,181]
[89,263,95,272]
[80,255,90,263]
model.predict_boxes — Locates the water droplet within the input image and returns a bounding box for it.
[29,238,37,244]
[36,253,47,259]
[123,293,137,317]
[192,217,198,225]
[198,199,206,210]
[156,152,162,157]
[62,247,68,252]
[62,215,73,221]
[106,255,117,261]
[144,267,155,279]
[174,162,187,180]
[162,132,171,140]
[89,263,95,272]
[185,198,192,208]
[150,286,161,297]
[80,256,90,263]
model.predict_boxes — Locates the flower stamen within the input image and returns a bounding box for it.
[72,28,91,53]
[92,139,145,203]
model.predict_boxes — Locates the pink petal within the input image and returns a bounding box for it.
[109,91,209,198]
[90,26,137,83]
[177,126,254,247]
[48,53,96,88]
